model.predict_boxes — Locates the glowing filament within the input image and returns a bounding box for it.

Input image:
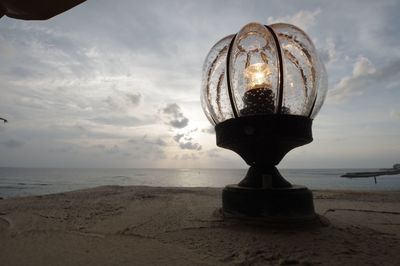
[244,63,272,91]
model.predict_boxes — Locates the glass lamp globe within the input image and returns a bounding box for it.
[201,22,328,220]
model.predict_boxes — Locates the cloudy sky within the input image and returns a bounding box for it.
[0,0,399,168]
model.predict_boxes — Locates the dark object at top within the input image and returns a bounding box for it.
[0,0,86,20]
[0,117,7,123]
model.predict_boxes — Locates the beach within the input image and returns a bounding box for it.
[0,186,399,265]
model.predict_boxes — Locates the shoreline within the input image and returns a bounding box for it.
[2,186,400,201]
[2,168,400,199]
[1,186,400,265]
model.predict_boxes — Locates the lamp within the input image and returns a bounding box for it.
[201,22,328,220]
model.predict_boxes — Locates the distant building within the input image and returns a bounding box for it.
[394,164,400,170]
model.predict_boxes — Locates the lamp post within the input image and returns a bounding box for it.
[201,22,328,221]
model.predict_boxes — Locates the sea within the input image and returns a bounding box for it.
[1,168,400,199]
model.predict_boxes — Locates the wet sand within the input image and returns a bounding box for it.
[0,186,399,265]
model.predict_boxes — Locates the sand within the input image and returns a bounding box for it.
[0,186,399,265]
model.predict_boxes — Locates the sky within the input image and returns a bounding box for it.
[0,0,399,169]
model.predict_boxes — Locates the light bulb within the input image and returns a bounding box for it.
[244,63,272,91]
[241,62,275,115]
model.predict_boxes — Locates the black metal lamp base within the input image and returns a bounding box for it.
[215,115,317,221]
[222,185,316,221]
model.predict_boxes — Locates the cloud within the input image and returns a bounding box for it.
[390,110,400,119]
[181,153,199,160]
[179,141,201,151]
[328,57,400,103]
[352,56,376,76]
[43,123,130,140]
[105,91,142,112]
[173,131,201,151]
[207,148,220,158]
[7,66,41,79]
[89,115,144,127]
[126,93,141,106]
[154,137,167,146]
[0,24,96,83]
[267,9,321,31]
[318,38,345,65]
[160,103,189,128]
[0,33,14,59]
[142,135,168,147]
[1,139,24,148]
[201,126,215,134]
[86,136,168,160]
[124,134,168,160]
[93,144,106,149]
[173,133,184,142]
[48,146,71,153]
[106,145,121,155]
[89,143,132,157]
[128,134,168,147]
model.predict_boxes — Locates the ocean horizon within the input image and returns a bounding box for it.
[1,167,400,199]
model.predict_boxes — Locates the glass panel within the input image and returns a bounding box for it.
[271,23,321,116]
[229,23,280,116]
[310,57,328,118]
[200,90,215,125]
[201,35,235,124]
